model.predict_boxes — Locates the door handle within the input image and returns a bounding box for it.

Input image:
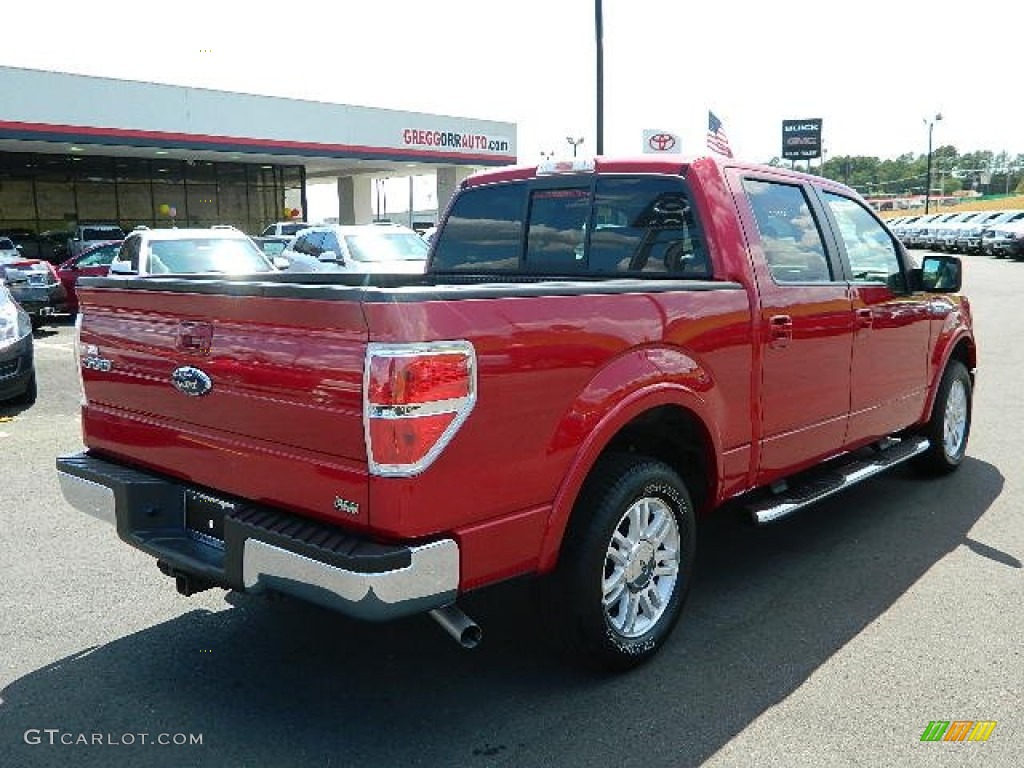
[856,308,873,330]
[768,314,793,347]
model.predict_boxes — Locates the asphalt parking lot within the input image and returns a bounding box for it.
[1,254,1021,768]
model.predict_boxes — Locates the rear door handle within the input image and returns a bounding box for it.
[856,308,873,330]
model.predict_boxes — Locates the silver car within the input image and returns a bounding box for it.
[281,224,429,274]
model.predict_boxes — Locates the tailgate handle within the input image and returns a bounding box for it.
[176,321,213,355]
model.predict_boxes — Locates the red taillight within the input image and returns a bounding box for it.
[368,353,472,405]
[364,342,476,476]
[368,413,458,466]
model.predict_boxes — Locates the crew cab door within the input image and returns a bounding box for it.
[732,175,854,482]
[815,191,931,445]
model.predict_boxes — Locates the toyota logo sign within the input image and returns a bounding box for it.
[649,133,676,151]
[642,129,682,154]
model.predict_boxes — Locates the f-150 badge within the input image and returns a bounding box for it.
[171,366,213,397]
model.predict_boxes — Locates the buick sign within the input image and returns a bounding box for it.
[171,366,213,397]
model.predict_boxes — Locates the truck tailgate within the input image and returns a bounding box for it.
[76,283,371,528]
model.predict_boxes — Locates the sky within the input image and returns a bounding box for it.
[2,0,1021,217]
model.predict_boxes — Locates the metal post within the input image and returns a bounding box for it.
[925,122,934,215]
[408,175,414,229]
[595,0,604,156]
[924,112,942,215]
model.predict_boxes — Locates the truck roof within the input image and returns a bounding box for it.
[462,154,839,190]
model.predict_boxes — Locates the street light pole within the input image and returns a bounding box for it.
[566,137,584,158]
[924,112,943,214]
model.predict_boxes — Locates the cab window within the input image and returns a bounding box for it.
[588,176,709,277]
[743,179,832,283]
[822,192,903,287]
[432,183,524,271]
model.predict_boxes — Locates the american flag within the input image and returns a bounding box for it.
[707,111,733,158]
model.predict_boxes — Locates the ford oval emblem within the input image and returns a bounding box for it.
[171,366,213,397]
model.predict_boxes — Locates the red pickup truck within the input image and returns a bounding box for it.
[57,156,975,670]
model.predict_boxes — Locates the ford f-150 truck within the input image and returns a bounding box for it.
[57,156,975,670]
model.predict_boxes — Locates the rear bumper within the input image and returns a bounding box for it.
[8,284,66,318]
[56,451,459,621]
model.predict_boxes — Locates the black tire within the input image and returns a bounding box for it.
[8,372,37,406]
[914,360,971,475]
[548,453,696,672]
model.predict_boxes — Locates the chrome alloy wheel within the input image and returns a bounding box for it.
[943,378,968,458]
[602,496,681,638]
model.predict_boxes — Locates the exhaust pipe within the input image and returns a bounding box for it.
[429,604,482,649]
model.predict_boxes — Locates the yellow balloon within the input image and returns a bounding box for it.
[159,204,170,216]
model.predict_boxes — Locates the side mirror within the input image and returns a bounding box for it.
[318,250,342,263]
[919,254,962,293]
[108,261,138,276]
[273,257,290,270]
[15,244,23,251]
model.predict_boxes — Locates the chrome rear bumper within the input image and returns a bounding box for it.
[56,452,459,621]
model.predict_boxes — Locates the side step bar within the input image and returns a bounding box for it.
[748,436,930,525]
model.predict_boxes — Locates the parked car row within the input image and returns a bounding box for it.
[0,223,127,265]
[0,221,435,331]
[887,209,1024,257]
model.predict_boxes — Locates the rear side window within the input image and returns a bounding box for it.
[743,179,832,283]
[432,183,524,271]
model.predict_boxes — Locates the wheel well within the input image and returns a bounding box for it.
[949,337,976,379]
[600,405,716,515]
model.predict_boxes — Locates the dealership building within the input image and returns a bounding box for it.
[0,65,517,244]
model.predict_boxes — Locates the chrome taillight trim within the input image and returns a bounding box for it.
[363,340,477,477]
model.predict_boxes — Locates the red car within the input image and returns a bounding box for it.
[57,240,123,314]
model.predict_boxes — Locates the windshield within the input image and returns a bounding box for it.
[146,238,273,274]
[343,232,429,262]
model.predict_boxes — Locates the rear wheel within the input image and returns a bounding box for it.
[915,360,971,474]
[550,454,696,671]
[8,372,37,406]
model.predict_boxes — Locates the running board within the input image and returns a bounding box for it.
[748,437,931,525]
